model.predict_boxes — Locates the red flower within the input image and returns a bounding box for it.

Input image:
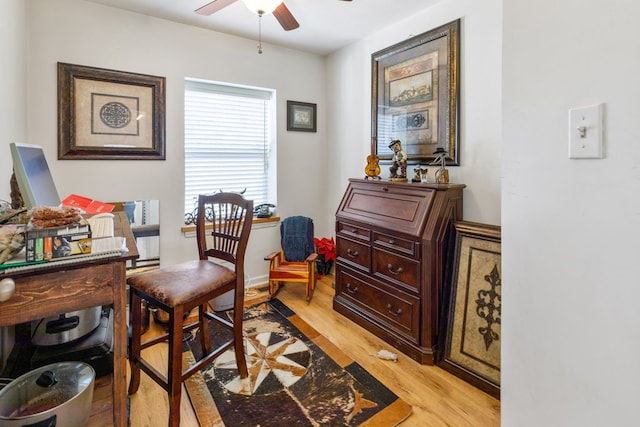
[314,237,336,263]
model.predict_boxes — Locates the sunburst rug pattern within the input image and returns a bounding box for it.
[182,299,412,426]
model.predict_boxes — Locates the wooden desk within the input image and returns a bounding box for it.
[0,212,138,426]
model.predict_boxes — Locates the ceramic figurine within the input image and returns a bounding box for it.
[431,147,449,184]
[413,165,429,183]
[388,140,408,181]
[364,137,382,180]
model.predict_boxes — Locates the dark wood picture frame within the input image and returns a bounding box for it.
[58,62,166,160]
[372,19,460,165]
[287,100,317,132]
[439,221,501,399]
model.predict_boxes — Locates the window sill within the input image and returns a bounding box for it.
[181,215,280,236]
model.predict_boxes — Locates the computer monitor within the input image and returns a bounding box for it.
[10,142,61,209]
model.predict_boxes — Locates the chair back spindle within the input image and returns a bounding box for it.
[197,193,253,269]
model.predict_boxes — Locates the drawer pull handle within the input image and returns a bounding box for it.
[388,239,395,245]
[351,228,358,234]
[346,283,359,294]
[387,304,403,316]
[347,248,359,258]
[387,264,404,275]
[382,187,389,192]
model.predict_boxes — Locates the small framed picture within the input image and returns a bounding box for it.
[287,100,317,132]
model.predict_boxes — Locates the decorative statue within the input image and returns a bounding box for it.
[431,147,449,184]
[9,171,24,209]
[388,140,408,181]
[413,165,429,183]
[364,137,381,180]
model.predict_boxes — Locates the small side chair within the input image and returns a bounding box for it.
[265,216,317,301]
[127,192,253,427]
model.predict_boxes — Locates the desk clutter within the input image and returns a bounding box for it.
[0,205,125,273]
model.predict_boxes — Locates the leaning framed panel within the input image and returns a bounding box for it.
[372,19,460,165]
[58,62,166,160]
[439,221,501,399]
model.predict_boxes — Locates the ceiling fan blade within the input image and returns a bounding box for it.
[195,0,238,16]
[273,3,299,31]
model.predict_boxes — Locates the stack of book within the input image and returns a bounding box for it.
[25,219,92,262]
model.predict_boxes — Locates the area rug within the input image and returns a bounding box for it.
[182,299,412,426]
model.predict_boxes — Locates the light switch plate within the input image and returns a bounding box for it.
[569,103,604,159]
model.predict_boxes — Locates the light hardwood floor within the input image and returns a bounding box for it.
[127,276,501,426]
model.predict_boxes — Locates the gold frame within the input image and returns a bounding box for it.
[439,221,501,399]
[58,62,166,160]
[372,19,460,165]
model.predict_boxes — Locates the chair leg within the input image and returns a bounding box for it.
[306,271,316,302]
[232,294,248,378]
[167,306,184,427]
[306,283,313,302]
[269,280,281,299]
[128,291,142,395]
[199,304,211,356]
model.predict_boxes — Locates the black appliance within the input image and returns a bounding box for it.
[31,306,102,346]
[30,308,114,377]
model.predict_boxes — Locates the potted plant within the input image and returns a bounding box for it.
[314,237,336,277]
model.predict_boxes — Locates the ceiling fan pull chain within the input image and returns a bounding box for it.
[257,11,264,54]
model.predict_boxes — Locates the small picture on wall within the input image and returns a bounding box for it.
[287,100,317,132]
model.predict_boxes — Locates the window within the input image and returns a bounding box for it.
[184,79,276,216]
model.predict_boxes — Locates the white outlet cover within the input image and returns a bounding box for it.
[569,103,604,159]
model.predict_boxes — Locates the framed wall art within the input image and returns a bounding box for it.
[58,62,166,160]
[372,19,460,165]
[287,100,317,132]
[439,221,501,399]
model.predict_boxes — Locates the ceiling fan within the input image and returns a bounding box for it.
[196,0,353,32]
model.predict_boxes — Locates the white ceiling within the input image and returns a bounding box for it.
[83,0,442,55]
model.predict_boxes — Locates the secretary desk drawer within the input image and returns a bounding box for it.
[336,268,420,342]
[373,249,420,292]
[336,237,370,272]
[336,221,370,242]
[373,231,418,258]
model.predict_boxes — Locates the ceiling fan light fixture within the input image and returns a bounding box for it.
[241,0,282,15]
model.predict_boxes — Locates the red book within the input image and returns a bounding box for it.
[61,194,115,214]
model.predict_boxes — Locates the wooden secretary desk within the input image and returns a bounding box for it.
[0,212,138,426]
[334,178,464,364]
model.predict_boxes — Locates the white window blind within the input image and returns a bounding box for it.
[184,79,275,215]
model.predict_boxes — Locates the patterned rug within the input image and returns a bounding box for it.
[182,299,412,426]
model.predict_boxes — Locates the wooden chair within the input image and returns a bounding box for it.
[127,192,253,427]
[264,216,317,301]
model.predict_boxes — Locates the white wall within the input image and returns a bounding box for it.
[502,0,640,426]
[0,0,28,202]
[326,0,503,226]
[0,0,27,373]
[17,0,329,284]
